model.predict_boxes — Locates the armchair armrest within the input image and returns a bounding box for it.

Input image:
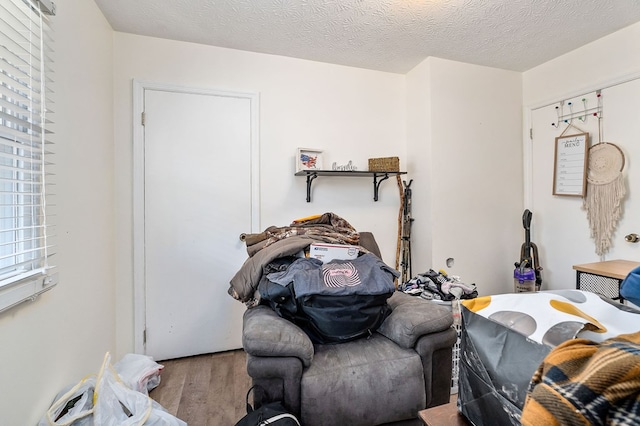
[377,292,453,349]
[242,305,314,367]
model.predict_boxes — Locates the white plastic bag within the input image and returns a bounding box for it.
[40,353,183,426]
[114,353,164,395]
[38,376,95,426]
[94,353,186,426]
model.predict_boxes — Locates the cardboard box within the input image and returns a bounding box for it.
[309,243,359,263]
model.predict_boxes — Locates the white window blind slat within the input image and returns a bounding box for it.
[0,28,43,75]
[0,44,33,81]
[0,158,43,168]
[0,233,46,246]
[0,0,55,313]
[0,15,43,62]
[0,97,35,121]
[0,176,43,184]
[0,198,42,205]
[0,4,46,77]
[0,200,44,211]
[0,222,46,231]
[0,109,45,133]
[0,134,44,151]
[0,85,40,115]
[3,140,44,157]
[0,165,42,179]
[0,244,47,261]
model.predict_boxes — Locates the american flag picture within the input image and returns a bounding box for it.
[300,153,318,169]
[298,149,322,171]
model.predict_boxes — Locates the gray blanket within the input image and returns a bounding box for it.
[228,235,315,305]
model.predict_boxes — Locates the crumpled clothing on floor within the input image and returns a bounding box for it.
[399,269,478,301]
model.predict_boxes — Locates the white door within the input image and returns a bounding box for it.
[529,79,640,290]
[139,85,258,360]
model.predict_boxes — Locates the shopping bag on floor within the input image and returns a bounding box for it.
[114,353,164,395]
[94,352,186,426]
[38,376,95,426]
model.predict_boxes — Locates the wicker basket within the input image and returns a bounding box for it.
[368,157,400,172]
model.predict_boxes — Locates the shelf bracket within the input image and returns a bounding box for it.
[373,173,390,201]
[305,172,318,202]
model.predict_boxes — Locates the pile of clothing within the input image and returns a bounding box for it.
[229,212,371,308]
[400,269,477,301]
[239,212,359,257]
[229,212,399,344]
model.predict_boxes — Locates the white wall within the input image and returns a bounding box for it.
[524,22,640,107]
[113,33,407,355]
[406,60,434,276]
[524,21,640,290]
[406,58,524,296]
[0,1,115,424]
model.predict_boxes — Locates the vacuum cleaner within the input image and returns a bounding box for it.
[514,209,543,292]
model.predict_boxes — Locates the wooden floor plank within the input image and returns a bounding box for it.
[150,350,252,426]
[233,351,253,419]
[207,351,239,426]
[176,354,214,425]
[150,356,189,416]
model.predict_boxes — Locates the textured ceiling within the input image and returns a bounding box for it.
[93,0,640,73]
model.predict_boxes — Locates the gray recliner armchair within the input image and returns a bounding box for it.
[241,234,457,426]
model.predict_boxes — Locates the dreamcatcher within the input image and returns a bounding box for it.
[583,114,626,257]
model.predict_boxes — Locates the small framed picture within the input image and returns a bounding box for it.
[296,148,323,172]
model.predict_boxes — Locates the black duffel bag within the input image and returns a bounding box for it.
[235,386,300,426]
[259,254,397,344]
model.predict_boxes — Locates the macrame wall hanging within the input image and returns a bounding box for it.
[582,112,626,257]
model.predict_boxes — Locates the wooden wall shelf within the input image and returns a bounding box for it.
[295,170,407,202]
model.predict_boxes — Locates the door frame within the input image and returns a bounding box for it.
[132,80,260,354]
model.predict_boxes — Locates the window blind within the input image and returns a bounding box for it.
[0,0,56,313]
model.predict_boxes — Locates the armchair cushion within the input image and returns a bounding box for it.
[378,292,453,349]
[242,305,314,367]
[301,334,425,426]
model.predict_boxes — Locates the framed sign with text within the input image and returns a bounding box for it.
[553,132,589,197]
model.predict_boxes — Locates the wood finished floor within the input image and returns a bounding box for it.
[149,349,252,426]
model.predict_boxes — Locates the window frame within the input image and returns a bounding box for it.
[0,0,57,314]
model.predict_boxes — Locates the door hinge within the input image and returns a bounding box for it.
[529,128,533,140]
[141,111,146,126]
[143,328,147,345]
